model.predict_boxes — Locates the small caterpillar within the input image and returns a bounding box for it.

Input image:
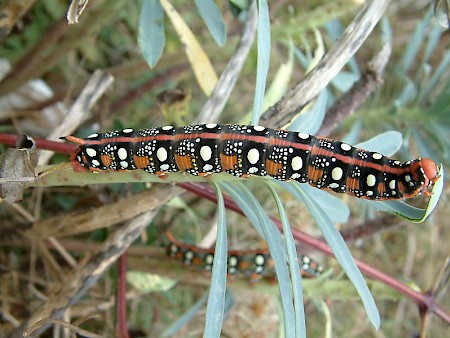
[62,124,439,200]
[165,232,322,279]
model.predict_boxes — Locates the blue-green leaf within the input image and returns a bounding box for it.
[380,17,393,50]
[422,24,443,64]
[139,0,165,68]
[251,0,271,125]
[195,0,227,47]
[221,182,297,337]
[342,120,362,145]
[419,49,450,102]
[288,90,328,134]
[394,78,417,108]
[288,183,381,329]
[293,47,309,69]
[261,40,294,112]
[365,165,444,222]
[399,7,433,74]
[203,183,227,338]
[331,71,360,92]
[355,131,403,156]
[268,184,306,338]
[295,184,349,224]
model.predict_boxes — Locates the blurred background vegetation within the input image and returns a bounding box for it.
[0,0,448,337]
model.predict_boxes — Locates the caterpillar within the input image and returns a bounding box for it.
[165,232,322,279]
[62,124,439,200]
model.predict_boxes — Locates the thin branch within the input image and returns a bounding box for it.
[116,252,130,338]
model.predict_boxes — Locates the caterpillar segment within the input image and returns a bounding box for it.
[165,232,323,280]
[62,124,439,200]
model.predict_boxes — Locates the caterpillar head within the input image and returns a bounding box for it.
[405,158,439,198]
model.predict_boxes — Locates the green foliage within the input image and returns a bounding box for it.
[251,0,270,124]
[0,1,64,60]
[350,9,450,166]
[203,183,227,338]
[139,0,165,67]
[269,184,307,337]
[194,0,227,47]
[0,1,447,337]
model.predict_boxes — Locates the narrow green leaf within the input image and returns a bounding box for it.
[221,182,296,337]
[138,0,165,68]
[289,90,328,134]
[251,0,271,125]
[289,183,381,329]
[355,131,403,157]
[268,183,306,338]
[294,47,309,69]
[294,184,349,224]
[194,0,227,47]
[342,120,362,145]
[245,193,296,337]
[331,71,360,92]
[419,50,450,102]
[219,182,265,236]
[422,25,443,64]
[380,18,393,52]
[366,200,425,220]
[399,7,433,74]
[261,40,294,113]
[308,28,325,72]
[203,182,227,338]
[394,78,417,108]
[421,165,444,221]
[366,165,444,222]
[230,0,251,11]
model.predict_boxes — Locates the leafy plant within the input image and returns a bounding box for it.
[0,1,448,337]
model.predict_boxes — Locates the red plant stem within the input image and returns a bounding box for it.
[0,133,74,154]
[1,136,448,324]
[116,252,130,338]
[177,182,450,324]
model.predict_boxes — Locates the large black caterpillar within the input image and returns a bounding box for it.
[63,124,439,200]
[165,232,322,279]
